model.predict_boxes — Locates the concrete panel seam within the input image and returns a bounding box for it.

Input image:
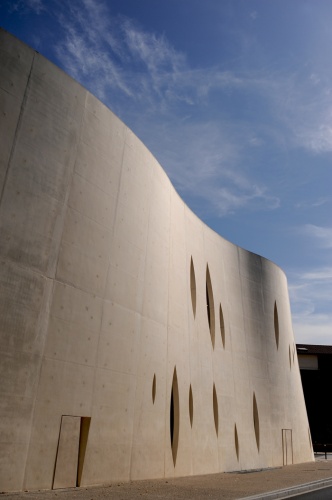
[0,52,35,208]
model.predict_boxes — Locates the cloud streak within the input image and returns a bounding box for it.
[290,265,332,344]
[36,0,279,218]
[301,224,332,248]
[16,0,332,219]
[4,0,332,344]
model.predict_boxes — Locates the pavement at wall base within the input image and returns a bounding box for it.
[1,460,332,500]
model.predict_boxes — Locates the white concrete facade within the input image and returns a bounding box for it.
[0,29,313,492]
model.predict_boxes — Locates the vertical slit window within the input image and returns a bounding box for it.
[274,302,279,349]
[206,284,210,328]
[213,384,219,436]
[190,257,197,318]
[189,385,193,428]
[206,265,215,349]
[235,423,239,461]
[253,393,260,451]
[152,374,156,404]
[308,427,312,450]
[170,368,179,466]
[77,417,91,487]
[219,304,225,348]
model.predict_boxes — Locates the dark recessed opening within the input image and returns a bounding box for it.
[77,417,91,487]
[170,368,179,466]
[219,304,225,348]
[308,427,312,449]
[235,423,239,461]
[152,374,156,404]
[189,385,193,428]
[190,257,197,318]
[253,393,260,451]
[206,265,215,348]
[274,302,279,349]
[213,384,219,436]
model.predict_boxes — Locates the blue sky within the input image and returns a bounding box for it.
[1,0,331,344]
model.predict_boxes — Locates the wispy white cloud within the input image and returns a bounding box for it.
[35,0,277,217]
[8,0,45,14]
[309,73,320,85]
[296,123,332,153]
[144,119,280,217]
[295,197,329,209]
[289,266,332,344]
[18,0,331,217]
[25,0,332,161]
[302,268,332,280]
[26,0,44,13]
[293,315,332,345]
[49,0,250,111]
[271,76,332,153]
[53,1,133,99]
[9,0,332,345]
[123,19,185,74]
[301,224,332,248]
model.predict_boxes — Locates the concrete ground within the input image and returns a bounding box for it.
[2,459,332,500]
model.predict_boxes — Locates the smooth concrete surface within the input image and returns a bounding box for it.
[0,28,313,492]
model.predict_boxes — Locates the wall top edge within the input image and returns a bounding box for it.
[0,27,286,277]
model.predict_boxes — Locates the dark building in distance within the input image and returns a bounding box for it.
[297,344,332,449]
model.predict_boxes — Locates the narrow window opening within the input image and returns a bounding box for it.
[206,265,215,348]
[274,302,279,349]
[219,304,225,348]
[77,417,91,487]
[170,389,174,442]
[152,374,156,404]
[235,423,239,461]
[253,393,260,451]
[190,257,197,318]
[206,284,210,328]
[308,427,313,449]
[189,385,193,428]
[213,384,219,436]
[170,368,179,466]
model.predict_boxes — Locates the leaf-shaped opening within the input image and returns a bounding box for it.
[189,385,193,428]
[206,265,215,348]
[235,423,239,461]
[219,304,225,348]
[190,257,197,318]
[253,393,260,451]
[152,374,156,404]
[274,302,279,349]
[213,384,219,436]
[170,368,180,466]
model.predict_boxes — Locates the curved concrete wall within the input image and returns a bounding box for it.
[0,29,313,492]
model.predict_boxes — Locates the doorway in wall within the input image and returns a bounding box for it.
[282,429,293,465]
[53,415,91,489]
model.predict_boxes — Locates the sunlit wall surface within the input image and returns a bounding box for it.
[0,29,313,492]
